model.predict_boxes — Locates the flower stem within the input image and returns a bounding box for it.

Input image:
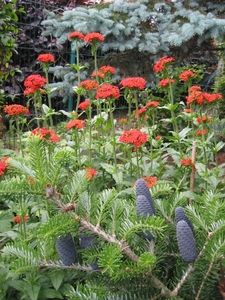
[15,118,24,157]
[44,69,53,128]
[75,41,81,113]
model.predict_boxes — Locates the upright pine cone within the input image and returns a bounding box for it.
[175,206,194,232]
[176,220,198,263]
[80,234,99,270]
[135,179,155,214]
[136,194,154,240]
[56,234,77,266]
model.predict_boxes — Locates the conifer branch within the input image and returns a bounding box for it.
[195,260,214,300]
[40,260,93,271]
[171,265,194,296]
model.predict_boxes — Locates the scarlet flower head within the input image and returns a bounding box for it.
[24,74,47,94]
[95,84,120,100]
[4,104,30,116]
[85,167,98,180]
[120,77,146,90]
[66,119,86,130]
[78,100,91,110]
[153,56,175,73]
[0,160,7,175]
[68,31,84,41]
[31,127,60,142]
[179,70,196,82]
[99,65,116,75]
[186,85,222,106]
[141,176,158,188]
[146,101,159,107]
[13,215,29,223]
[134,107,147,119]
[196,129,208,136]
[37,53,55,63]
[83,32,104,43]
[158,78,175,87]
[78,80,99,90]
[180,157,195,170]
[183,109,194,113]
[118,118,128,124]
[119,129,148,148]
[155,135,162,140]
[196,115,212,124]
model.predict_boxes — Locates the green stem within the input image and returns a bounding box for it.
[44,68,53,128]
[134,91,140,130]
[88,105,92,166]
[75,41,81,113]
[128,97,132,130]
[34,95,40,128]
[15,118,24,157]
[109,101,117,172]
[136,148,140,178]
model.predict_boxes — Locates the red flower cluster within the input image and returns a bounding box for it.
[85,167,98,180]
[141,176,158,188]
[153,56,175,73]
[0,159,7,175]
[24,74,47,95]
[186,85,222,106]
[78,100,91,110]
[68,31,84,40]
[119,129,148,148]
[95,84,120,100]
[179,70,196,82]
[158,78,175,87]
[146,101,160,107]
[196,129,207,136]
[66,119,86,130]
[4,104,30,116]
[155,135,162,140]
[79,80,99,90]
[31,127,60,142]
[134,107,147,119]
[13,215,29,223]
[84,32,104,43]
[91,65,116,79]
[183,109,194,113]
[180,157,195,169]
[118,118,128,124]
[37,53,55,63]
[120,77,146,90]
[196,115,212,124]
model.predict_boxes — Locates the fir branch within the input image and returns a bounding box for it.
[195,260,214,300]
[40,260,93,271]
[171,265,194,296]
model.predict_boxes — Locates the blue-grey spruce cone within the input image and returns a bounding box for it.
[176,220,198,263]
[175,206,194,232]
[135,179,155,214]
[136,194,154,240]
[80,234,99,270]
[56,234,76,266]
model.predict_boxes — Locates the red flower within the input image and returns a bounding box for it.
[95,84,120,100]
[78,100,91,110]
[66,119,86,130]
[13,215,29,223]
[118,118,128,124]
[146,101,159,107]
[37,53,55,63]
[180,157,195,170]
[141,176,158,188]
[134,107,147,119]
[158,78,175,87]
[24,74,47,95]
[155,135,162,140]
[180,158,193,166]
[79,80,99,90]
[91,66,115,79]
[68,31,84,40]
[0,161,7,175]
[31,127,60,142]
[183,109,194,113]
[196,116,212,124]
[4,104,30,116]
[120,77,146,90]
[83,32,104,43]
[85,167,98,180]
[196,129,207,136]
[186,86,222,106]
[179,70,196,82]
[202,92,223,103]
[153,56,175,73]
[119,129,148,148]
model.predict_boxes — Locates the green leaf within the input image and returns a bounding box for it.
[138,252,156,270]
[49,271,65,290]
[38,288,63,299]
[25,283,40,300]
[0,211,14,233]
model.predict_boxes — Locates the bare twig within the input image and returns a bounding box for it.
[172,265,194,296]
